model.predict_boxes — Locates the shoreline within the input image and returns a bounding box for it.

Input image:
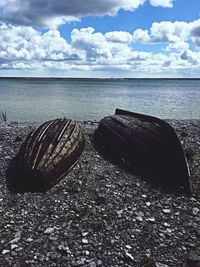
[1,77,200,80]
[0,120,200,266]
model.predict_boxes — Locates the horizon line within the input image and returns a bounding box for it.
[1,77,200,80]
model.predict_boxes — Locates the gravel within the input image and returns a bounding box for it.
[0,119,200,267]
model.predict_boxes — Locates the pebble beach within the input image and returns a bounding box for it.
[0,120,200,267]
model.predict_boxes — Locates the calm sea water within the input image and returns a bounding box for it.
[0,78,199,121]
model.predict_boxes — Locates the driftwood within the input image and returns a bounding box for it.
[6,118,85,193]
[94,109,192,194]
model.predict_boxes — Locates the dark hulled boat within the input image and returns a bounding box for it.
[94,109,192,194]
[6,118,85,193]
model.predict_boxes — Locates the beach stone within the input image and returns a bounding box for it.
[74,258,87,266]
[146,217,156,223]
[125,251,135,262]
[192,208,200,215]
[156,263,169,267]
[0,120,200,267]
[136,216,143,222]
[162,209,171,214]
[9,237,20,244]
[82,238,89,244]
[26,238,33,242]
[142,194,147,198]
[10,244,18,250]
[2,250,10,255]
[97,260,103,266]
[82,232,89,237]
[57,245,70,253]
[89,262,96,267]
[14,136,22,142]
[44,227,54,234]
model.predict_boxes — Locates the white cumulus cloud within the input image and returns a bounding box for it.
[0,0,145,27]
[166,41,189,52]
[0,21,200,77]
[150,21,190,42]
[0,0,175,28]
[105,31,133,43]
[133,19,200,47]
[149,0,173,8]
[133,29,150,43]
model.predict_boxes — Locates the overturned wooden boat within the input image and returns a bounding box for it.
[94,109,192,194]
[6,118,85,193]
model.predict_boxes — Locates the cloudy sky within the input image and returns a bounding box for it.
[0,0,200,77]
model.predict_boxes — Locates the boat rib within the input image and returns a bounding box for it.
[6,118,85,193]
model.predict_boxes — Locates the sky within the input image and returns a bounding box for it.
[0,0,200,78]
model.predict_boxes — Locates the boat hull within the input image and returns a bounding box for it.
[6,118,85,193]
[94,109,191,194]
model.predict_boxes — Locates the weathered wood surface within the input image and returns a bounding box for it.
[94,109,191,194]
[6,118,85,193]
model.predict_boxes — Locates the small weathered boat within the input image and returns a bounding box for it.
[94,109,192,194]
[6,118,85,193]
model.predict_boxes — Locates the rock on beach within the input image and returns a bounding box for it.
[0,119,200,266]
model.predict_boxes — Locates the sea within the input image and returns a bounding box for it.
[0,78,200,121]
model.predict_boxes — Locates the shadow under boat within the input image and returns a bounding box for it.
[93,108,192,195]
